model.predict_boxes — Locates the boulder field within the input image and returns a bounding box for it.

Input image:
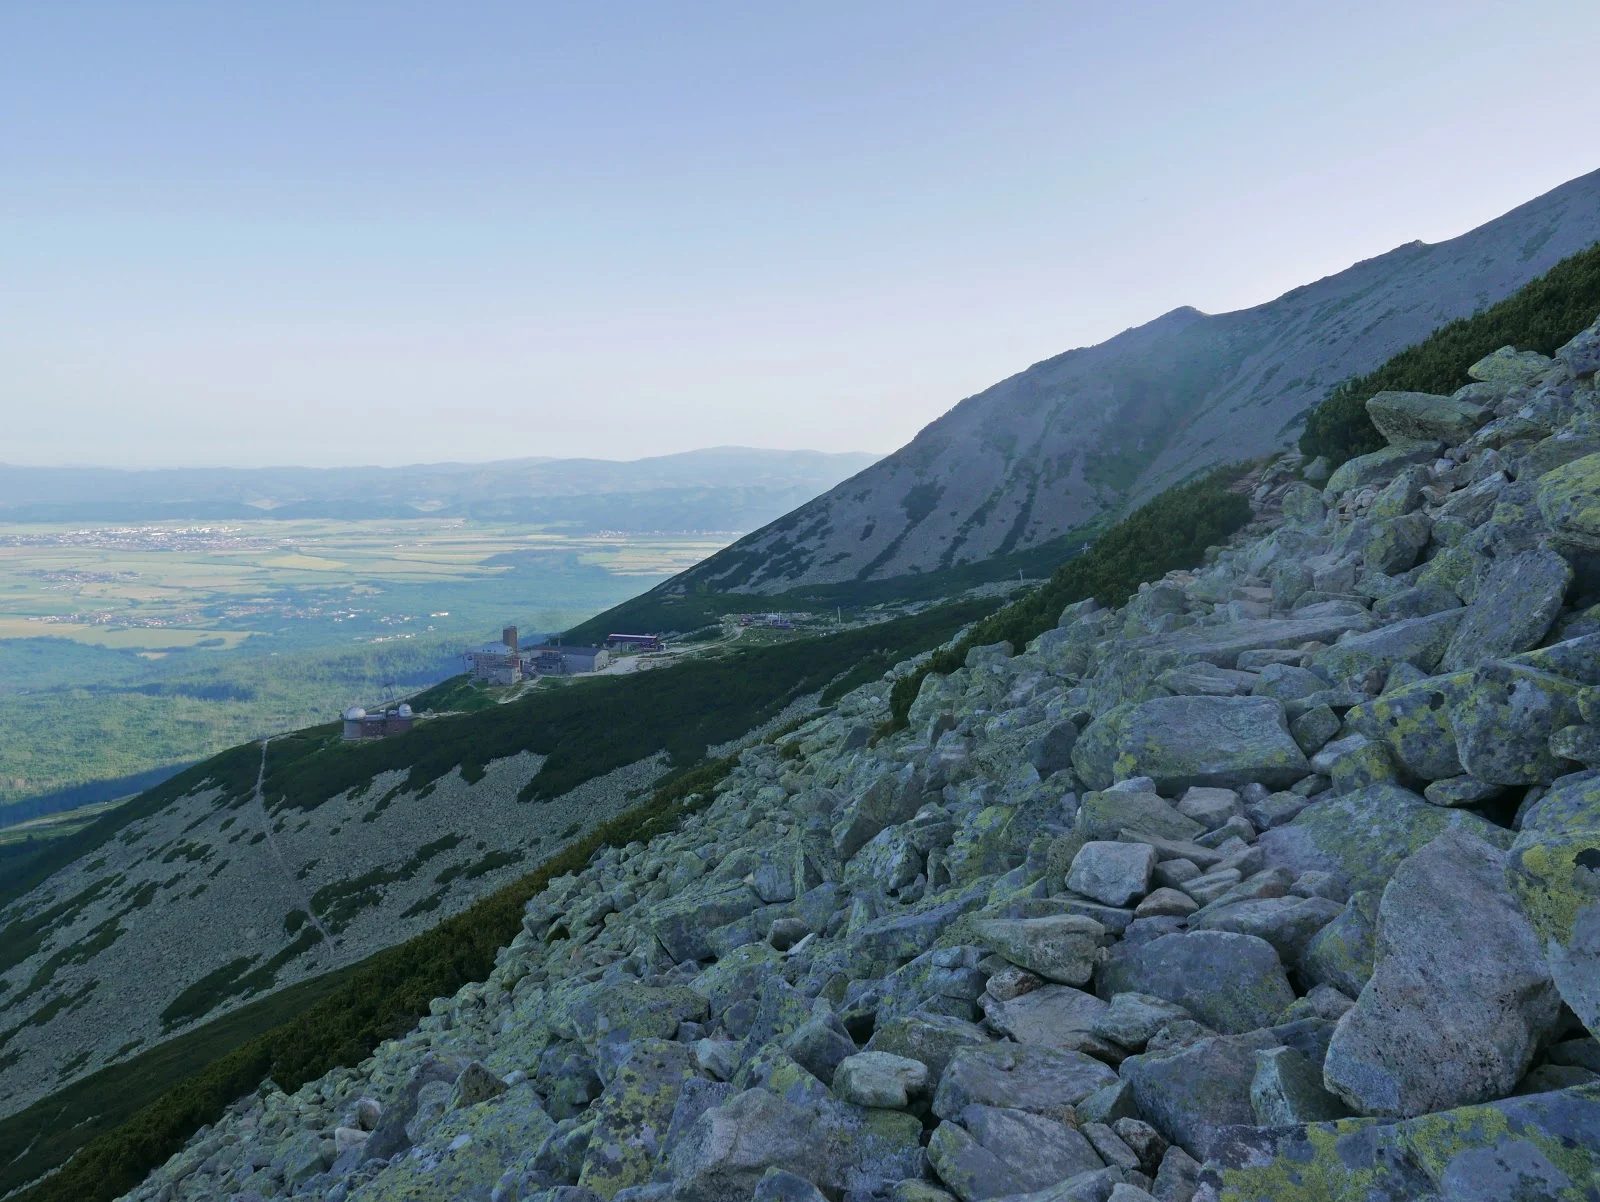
[122,321,1600,1201]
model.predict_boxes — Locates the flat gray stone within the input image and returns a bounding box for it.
[1310,610,1464,688]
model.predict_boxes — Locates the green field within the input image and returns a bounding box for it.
[0,520,729,815]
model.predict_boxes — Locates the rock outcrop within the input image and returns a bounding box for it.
[120,322,1600,1201]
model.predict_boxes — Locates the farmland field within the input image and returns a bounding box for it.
[0,520,730,821]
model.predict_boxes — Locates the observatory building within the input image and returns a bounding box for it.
[341,703,415,740]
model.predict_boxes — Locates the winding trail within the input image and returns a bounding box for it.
[250,738,334,958]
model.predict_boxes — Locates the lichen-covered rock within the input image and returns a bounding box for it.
[1250,1046,1349,1126]
[832,1052,928,1109]
[1439,547,1573,672]
[1310,610,1463,689]
[1324,443,1438,495]
[1193,1083,1600,1202]
[1323,831,1562,1118]
[1299,890,1380,997]
[1074,697,1308,794]
[1345,672,1472,781]
[1075,791,1204,844]
[972,914,1104,986]
[1451,660,1586,784]
[348,1083,554,1202]
[1536,451,1600,551]
[1365,390,1490,445]
[1191,896,1343,965]
[1095,931,1294,1035]
[1119,1029,1282,1161]
[577,1040,699,1197]
[1257,784,1512,895]
[1505,770,1600,1035]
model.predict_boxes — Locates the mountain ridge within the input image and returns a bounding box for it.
[644,167,1600,597]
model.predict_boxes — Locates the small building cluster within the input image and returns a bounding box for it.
[607,632,662,651]
[465,625,613,684]
[341,704,414,741]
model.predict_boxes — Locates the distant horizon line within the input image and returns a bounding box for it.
[0,445,888,474]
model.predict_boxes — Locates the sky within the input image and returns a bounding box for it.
[3,2,1599,469]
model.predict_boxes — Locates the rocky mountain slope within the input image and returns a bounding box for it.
[115,321,1600,1200]
[657,168,1600,597]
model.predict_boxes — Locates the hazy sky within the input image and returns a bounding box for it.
[4,2,1598,469]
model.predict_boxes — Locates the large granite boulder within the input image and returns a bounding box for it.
[1450,660,1586,784]
[1365,390,1490,445]
[1118,1029,1281,1161]
[1257,785,1512,895]
[972,915,1104,986]
[1323,832,1562,1117]
[1072,696,1308,794]
[1309,610,1463,689]
[1095,931,1294,1034]
[1505,770,1600,1035]
[933,1045,1118,1120]
[1536,451,1600,551]
[1438,547,1573,672]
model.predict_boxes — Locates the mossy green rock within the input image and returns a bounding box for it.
[1325,443,1439,495]
[1346,672,1473,781]
[650,883,764,962]
[1536,451,1600,551]
[1075,695,1308,793]
[577,1039,700,1197]
[1365,390,1489,446]
[1450,661,1586,784]
[1310,610,1463,689]
[1075,790,1203,843]
[348,1084,554,1202]
[550,980,709,1050]
[1438,547,1573,673]
[1193,1083,1600,1201]
[1506,771,1600,1035]
[1257,784,1512,895]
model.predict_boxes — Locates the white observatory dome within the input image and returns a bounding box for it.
[343,706,367,721]
[397,704,413,718]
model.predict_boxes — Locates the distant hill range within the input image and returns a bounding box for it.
[635,167,1600,600]
[0,447,881,532]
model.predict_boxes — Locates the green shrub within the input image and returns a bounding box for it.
[1299,240,1600,469]
[888,463,1254,727]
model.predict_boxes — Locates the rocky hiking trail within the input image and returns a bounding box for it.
[120,319,1600,1201]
